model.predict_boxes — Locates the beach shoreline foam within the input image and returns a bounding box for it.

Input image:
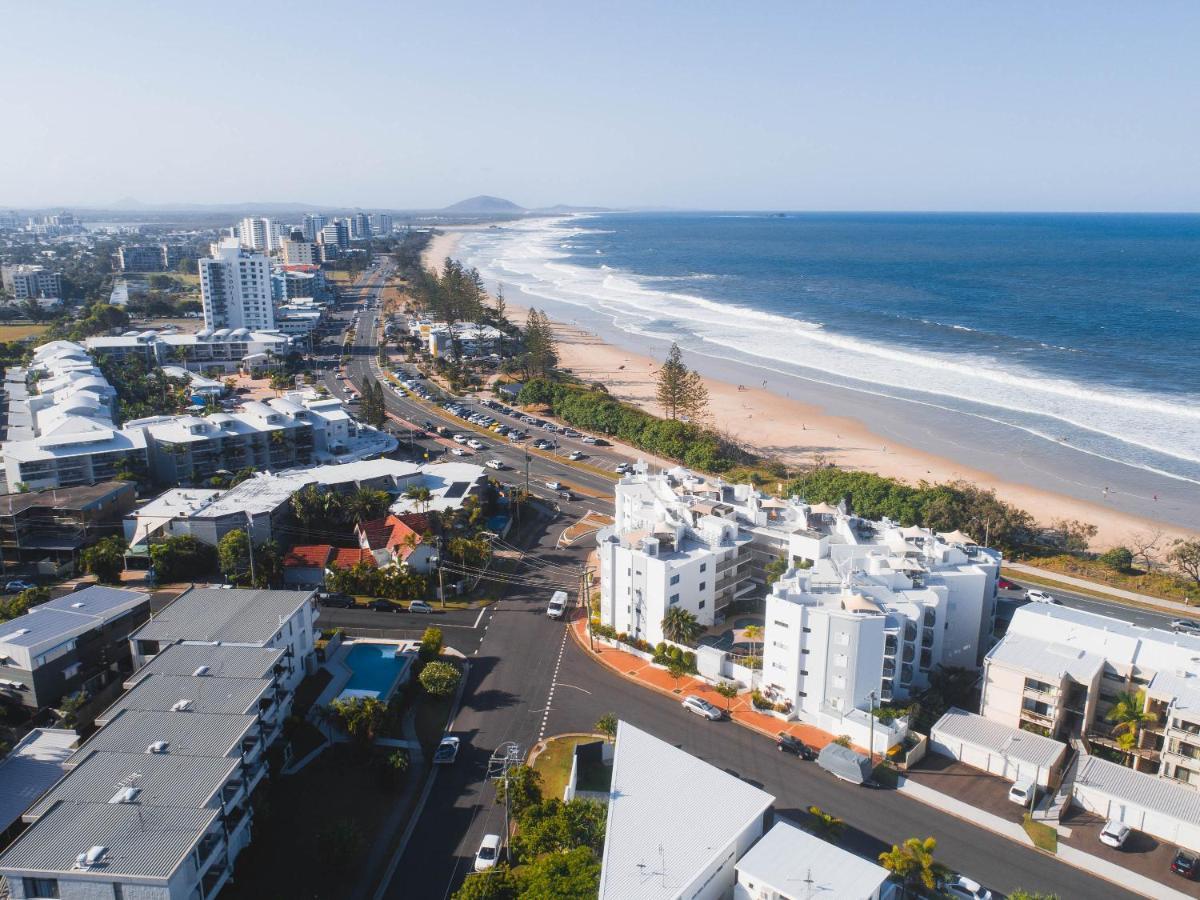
[420,226,1197,549]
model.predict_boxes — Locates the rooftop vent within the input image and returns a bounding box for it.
[171,699,193,712]
[108,786,141,804]
[74,846,108,869]
[0,628,31,641]
[70,602,86,608]
[193,665,211,677]
[146,741,169,754]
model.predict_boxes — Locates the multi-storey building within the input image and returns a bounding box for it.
[199,238,274,331]
[117,244,166,272]
[237,216,272,252]
[371,213,393,236]
[0,481,135,572]
[87,328,293,374]
[349,213,370,240]
[302,213,327,242]
[1,265,62,300]
[981,603,1200,787]
[281,231,319,266]
[0,586,151,712]
[319,221,349,250]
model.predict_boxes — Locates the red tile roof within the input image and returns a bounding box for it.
[395,512,431,534]
[283,544,334,568]
[331,547,376,569]
[358,514,422,555]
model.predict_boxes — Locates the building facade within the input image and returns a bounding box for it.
[199,238,274,331]
[1,266,62,300]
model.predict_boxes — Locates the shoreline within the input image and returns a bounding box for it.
[421,228,1195,549]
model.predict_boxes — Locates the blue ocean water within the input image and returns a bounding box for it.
[457,212,1200,484]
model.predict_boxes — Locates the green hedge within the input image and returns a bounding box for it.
[518,378,746,472]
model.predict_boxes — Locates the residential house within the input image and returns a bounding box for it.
[734,820,897,900]
[355,514,434,571]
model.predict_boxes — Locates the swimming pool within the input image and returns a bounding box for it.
[343,643,411,700]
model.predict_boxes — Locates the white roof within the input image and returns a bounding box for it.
[932,707,1066,771]
[1076,755,1200,827]
[984,632,1106,684]
[735,820,891,900]
[598,721,774,900]
[0,729,76,830]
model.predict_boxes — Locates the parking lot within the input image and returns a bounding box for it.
[1061,808,1200,897]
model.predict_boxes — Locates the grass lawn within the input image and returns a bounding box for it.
[532,735,604,802]
[224,744,413,900]
[1023,813,1058,853]
[0,324,47,341]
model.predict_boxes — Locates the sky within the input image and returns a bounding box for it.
[2,2,1198,212]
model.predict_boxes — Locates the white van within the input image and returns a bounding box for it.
[547,590,568,619]
[1008,778,1035,806]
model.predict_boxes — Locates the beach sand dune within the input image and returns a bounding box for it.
[419,231,1192,549]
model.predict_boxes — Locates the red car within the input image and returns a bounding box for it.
[1172,849,1198,880]
[997,578,1018,590]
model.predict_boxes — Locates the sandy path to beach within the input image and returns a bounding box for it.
[420,231,1190,549]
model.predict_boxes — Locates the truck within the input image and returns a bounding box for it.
[546,590,568,619]
[816,742,875,786]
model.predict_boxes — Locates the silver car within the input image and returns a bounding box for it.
[682,695,722,720]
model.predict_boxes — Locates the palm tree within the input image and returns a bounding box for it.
[346,488,389,524]
[879,836,946,898]
[807,805,844,842]
[661,607,702,645]
[743,624,764,659]
[1106,690,1155,754]
[404,484,432,513]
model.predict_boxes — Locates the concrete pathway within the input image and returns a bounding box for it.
[1006,561,1194,615]
[896,775,1194,900]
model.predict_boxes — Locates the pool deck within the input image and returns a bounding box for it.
[315,638,419,711]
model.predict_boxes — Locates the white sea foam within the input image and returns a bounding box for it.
[457,217,1200,480]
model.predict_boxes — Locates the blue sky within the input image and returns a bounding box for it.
[2,2,1197,211]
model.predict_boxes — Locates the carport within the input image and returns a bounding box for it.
[1072,755,1200,852]
[930,707,1066,790]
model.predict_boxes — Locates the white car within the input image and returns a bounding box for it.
[1024,589,1057,604]
[615,463,631,473]
[568,450,584,460]
[485,459,505,470]
[941,875,993,900]
[474,834,501,872]
[452,434,468,444]
[681,695,723,720]
[433,735,460,764]
[544,481,561,491]
[1007,778,1034,806]
[451,447,467,456]
[1099,819,1131,848]
[467,439,484,450]
[581,436,597,445]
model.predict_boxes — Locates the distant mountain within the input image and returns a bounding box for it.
[441,195,526,214]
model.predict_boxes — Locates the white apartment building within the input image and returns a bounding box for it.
[237,216,281,253]
[302,213,326,242]
[199,238,274,331]
[86,327,294,374]
[282,235,319,265]
[371,213,393,236]
[1,265,62,300]
[981,604,1200,787]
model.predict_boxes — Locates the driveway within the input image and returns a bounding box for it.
[1061,808,1200,898]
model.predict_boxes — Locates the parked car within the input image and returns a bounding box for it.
[319,593,355,608]
[816,742,875,786]
[485,459,505,470]
[615,463,631,474]
[545,481,562,491]
[1024,589,1057,604]
[475,834,501,872]
[581,436,597,445]
[453,434,468,443]
[1007,778,1035,806]
[1099,819,1132,849]
[776,733,815,760]
[1171,618,1200,636]
[568,450,584,460]
[681,695,723,720]
[4,580,36,593]
[409,600,434,614]
[997,577,1018,590]
[451,447,467,456]
[1172,848,1199,879]
[368,598,401,612]
[433,735,460,764]
[467,439,485,450]
[940,874,994,900]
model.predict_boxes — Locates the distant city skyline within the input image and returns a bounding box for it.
[2,2,1198,212]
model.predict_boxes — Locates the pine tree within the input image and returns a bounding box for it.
[524,309,558,378]
[655,343,689,419]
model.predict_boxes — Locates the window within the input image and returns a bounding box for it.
[802,626,812,633]
[62,662,82,680]
[698,600,706,609]
[698,582,706,591]
[773,620,789,629]
[670,574,680,585]
[23,879,59,898]
[669,593,680,605]
[700,562,707,572]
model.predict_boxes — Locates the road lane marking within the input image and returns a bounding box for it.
[539,628,571,740]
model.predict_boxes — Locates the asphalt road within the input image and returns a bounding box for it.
[329,265,1143,900]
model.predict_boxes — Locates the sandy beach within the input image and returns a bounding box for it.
[420,230,1192,549]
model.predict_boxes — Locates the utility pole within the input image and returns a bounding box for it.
[524,450,531,496]
[488,742,523,866]
[244,512,256,587]
[435,536,445,609]
[583,567,595,651]
[868,689,876,765]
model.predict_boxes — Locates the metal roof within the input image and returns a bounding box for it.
[0,587,149,657]
[932,707,1066,770]
[73,709,256,760]
[0,800,217,881]
[125,644,284,687]
[96,674,271,725]
[734,820,891,899]
[131,587,314,647]
[599,721,775,900]
[984,632,1105,685]
[25,751,239,821]
[1076,755,1200,825]
[0,729,76,831]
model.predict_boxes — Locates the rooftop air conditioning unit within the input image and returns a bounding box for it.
[193,665,211,677]
[74,846,108,869]
[109,786,141,804]
[146,741,169,754]
[172,699,193,712]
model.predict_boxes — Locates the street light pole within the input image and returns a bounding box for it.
[868,689,876,764]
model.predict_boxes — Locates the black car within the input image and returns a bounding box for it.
[776,733,816,760]
[1172,849,1199,880]
[319,593,355,609]
[368,598,401,612]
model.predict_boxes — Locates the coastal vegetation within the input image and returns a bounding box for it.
[655,342,709,420]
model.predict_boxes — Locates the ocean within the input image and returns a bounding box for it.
[455,212,1200,497]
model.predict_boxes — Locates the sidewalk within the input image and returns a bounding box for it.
[1005,561,1194,615]
[896,775,1195,900]
[568,611,841,753]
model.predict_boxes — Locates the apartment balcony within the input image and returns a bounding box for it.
[1023,684,1058,699]
[221,779,246,815]
[195,830,227,878]
[1021,708,1056,728]
[201,855,233,900]
[241,735,263,768]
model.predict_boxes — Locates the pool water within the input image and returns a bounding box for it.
[344,643,410,699]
